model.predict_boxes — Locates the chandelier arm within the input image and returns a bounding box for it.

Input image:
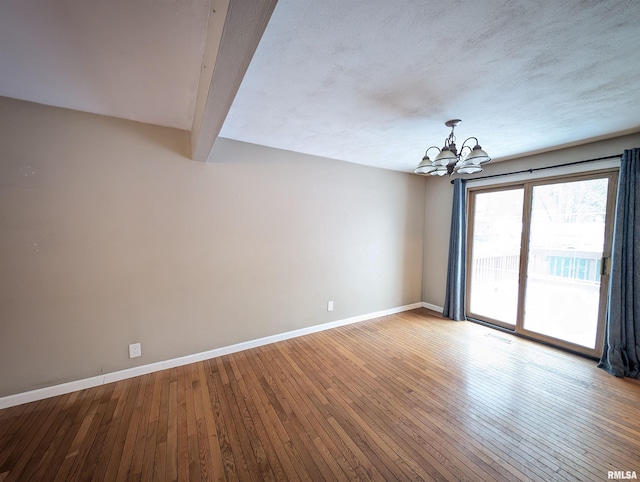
[459,146,473,158]
[456,136,477,159]
[460,137,480,150]
[424,145,441,158]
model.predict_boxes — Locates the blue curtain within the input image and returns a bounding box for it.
[443,178,467,321]
[598,148,640,378]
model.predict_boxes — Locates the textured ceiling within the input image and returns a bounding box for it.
[221,0,640,171]
[0,0,210,130]
[2,1,640,171]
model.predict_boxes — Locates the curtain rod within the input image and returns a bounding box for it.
[450,154,621,184]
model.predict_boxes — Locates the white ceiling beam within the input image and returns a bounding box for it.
[191,0,277,162]
[190,0,230,153]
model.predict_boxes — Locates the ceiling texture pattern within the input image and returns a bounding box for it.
[0,0,211,131]
[2,0,640,171]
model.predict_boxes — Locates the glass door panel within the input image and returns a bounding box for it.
[522,178,609,349]
[468,188,524,326]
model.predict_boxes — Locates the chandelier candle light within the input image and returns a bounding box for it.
[415,119,491,176]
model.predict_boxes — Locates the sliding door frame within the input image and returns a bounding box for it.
[466,169,619,358]
[466,183,525,330]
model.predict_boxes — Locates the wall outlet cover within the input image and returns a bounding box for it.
[129,343,142,358]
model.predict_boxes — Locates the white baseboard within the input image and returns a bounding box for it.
[0,302,423,409]
[422,302,444,313]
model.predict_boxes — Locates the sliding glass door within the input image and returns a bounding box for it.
[467,172,617,356]
[468,188,523,327]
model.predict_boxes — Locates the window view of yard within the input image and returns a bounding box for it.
[469,178,609,349]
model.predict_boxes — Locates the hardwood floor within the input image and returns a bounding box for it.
[1,308,639,481]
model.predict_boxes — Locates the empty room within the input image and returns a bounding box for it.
[1,0,640,481]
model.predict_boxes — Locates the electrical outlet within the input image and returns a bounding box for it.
[129,343,142,358]
[327,301,334,312]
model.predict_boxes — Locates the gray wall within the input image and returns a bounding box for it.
[0,97,426,397]
[421,132,640,308]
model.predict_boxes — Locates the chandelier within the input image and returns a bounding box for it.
[415,119,491,176]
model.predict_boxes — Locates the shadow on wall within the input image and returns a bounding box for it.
[0,96,191,160]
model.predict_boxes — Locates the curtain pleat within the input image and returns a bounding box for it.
[443,178,467,321]
[598,148,640,378]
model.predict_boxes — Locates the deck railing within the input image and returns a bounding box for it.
[472,249,601,286]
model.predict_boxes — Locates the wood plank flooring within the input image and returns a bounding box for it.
[1,308,640,481]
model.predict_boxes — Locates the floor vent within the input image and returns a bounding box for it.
[485,332,513,344]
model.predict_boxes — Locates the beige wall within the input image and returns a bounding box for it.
[421,132,640,308]
[0,97,426,397]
